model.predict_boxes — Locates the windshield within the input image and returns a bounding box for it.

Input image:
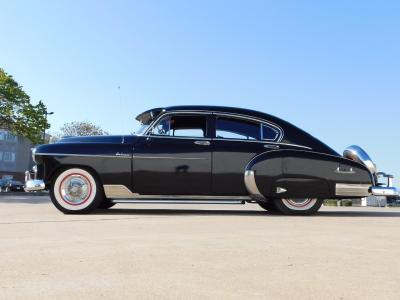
[134,108,164,135]
[134,123,150,135]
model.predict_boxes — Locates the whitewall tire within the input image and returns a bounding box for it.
[274,198,322,215]
[49,168,104,214]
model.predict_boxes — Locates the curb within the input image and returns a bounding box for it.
[0,192,49,196]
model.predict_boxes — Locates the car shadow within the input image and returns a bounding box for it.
[93,208,400,218]
[94,208,271,217]
[1,195,399,217]
[316,210,400,218]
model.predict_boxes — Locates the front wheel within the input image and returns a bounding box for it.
[99,200,116,209]
[273,198,322,215]
[49,168,104,214]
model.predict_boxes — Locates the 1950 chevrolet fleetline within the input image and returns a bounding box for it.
[25,106,398,215]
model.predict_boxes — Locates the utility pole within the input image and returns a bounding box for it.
[43,110,54,143]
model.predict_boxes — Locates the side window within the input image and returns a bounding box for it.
[151,115,207,138]
[216,117,260,140]
[262,124,280,141]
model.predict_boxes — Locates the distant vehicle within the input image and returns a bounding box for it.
[0,179,25,192]
[0,179,7,192]
[387,195,400,206]
[24,105,398,215]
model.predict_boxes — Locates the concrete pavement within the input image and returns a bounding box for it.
[1,194,400,299]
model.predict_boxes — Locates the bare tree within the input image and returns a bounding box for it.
[59,121,109,137]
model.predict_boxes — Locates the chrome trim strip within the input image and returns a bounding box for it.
[145,135,310,150]
[133,155,206,160]
[111,199,246,204]
[103,184,251,200]
[335,183,370,197]
[126,195,250,200]
[212,138,312,149]
[35,153,131,158]
[103,185,139,198]
[244,170,265,200]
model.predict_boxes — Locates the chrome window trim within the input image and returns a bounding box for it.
[213,112,284,142]
[143,110,285,141]
[144,111,211,138]
[261,124,280,142]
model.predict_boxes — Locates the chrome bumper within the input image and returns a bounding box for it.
[371,172,398,196]
[24,168,46,192]
[370,186,398,196]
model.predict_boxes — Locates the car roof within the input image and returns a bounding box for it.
[163,105,286,124]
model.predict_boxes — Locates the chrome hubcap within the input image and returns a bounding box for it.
[60,175,90,205]
[282,198,317,210]
[286,198,313,206]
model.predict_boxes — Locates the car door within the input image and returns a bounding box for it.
[211,114,283,195]
[133,113,212,195]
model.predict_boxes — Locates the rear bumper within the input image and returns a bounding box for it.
[24,169,46,192]
[335,172,398,197]
[371,172,398,196]
[370,186,398,196]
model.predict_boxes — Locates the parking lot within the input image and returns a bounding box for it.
[1,194,400,300]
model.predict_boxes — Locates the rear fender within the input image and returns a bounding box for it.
[245,150,374,199]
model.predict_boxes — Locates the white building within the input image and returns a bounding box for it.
[361,196,387,207]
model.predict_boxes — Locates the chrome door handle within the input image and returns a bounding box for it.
[264,144,279,149]
[194,140,210,146]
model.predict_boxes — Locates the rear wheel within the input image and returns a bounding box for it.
[273,198,322,215]
[49,168,104,214]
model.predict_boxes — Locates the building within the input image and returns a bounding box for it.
[0,129,34,181]
[361,195,387,207]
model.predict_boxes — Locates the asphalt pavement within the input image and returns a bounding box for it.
[1,194,400,300]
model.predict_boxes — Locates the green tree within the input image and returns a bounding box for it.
[0,68,49,144]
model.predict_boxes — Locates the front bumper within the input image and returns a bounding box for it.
[24,169,45,192]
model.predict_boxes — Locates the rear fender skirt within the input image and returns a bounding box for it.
[245,149,373,199]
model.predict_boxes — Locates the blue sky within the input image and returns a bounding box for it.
[1,0,399,181]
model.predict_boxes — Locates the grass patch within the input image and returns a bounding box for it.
[323,199,352,207]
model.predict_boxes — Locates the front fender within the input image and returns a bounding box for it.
[33,142,133,188]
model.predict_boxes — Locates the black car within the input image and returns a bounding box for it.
[25,105,398,215]
[0,179,25,192]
